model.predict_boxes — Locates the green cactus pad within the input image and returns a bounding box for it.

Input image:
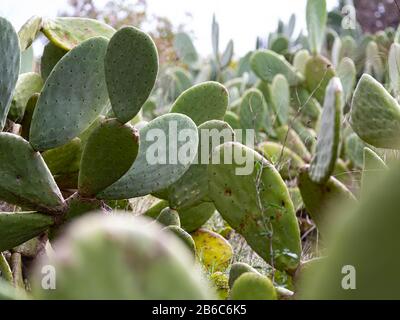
[98,113,198,199]
[361,147,388,198]
[228,262,260,289]
[291,119,317,152]
[365,41,384,82]
[250,50,302,85]
[305,55,336,104]
[208,142,301,272]
[21,93,38,140]
[144,199,216,232]
[290,86,321,122]
[191,228,233,272]
[271,74,290,126]
[0,211,54,252]
[79,119,139,197]
[156,207,181,227]
[351,74,400,149]
[301,162,400,299]
[163,225,196,257]
[337,57,356,104]
[270,35,289,54]
[258,141,305,180]
[276,126,311,162]
[389,43,400,97]
[293,49,310,75]
[306,0,327,55]
[8,73,43,122]
[309,77,343,184]
[41,17,115,51]
[230,272,277,300]
[30,37,109,151]
[174,32,199,66]
[105,27,158,124]
[168,120,235,210]
[0,17,20,131]
[224,111,241,130]
[40,42,67,81]
[18,16,42,51]
[32,214,214,299]
[345,132,367,168]
[178,202,216,233]
[298,167,356,235]
[0,133,65,212]
[42,138,82,176]
[170,81,228,126]
[239,88,267,136]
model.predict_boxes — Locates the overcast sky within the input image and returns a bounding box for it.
[0,0,338,56]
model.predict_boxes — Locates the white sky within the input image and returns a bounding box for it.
[0,0,338,56]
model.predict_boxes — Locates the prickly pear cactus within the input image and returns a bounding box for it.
[230,272,277,300]
[170,81,228,125]
[40,42,67,81]
[98,113,199,199]
[309,77,343,184]
[0,133,65,212]
[0,211,53,251]
[251,50,302,86]
[30,37,109,151]
[32,214,215,299]
[41,17,115,50]
[18,16,42,51]
[351,74,400,149]
[208,142,301,272]
[105,27,158,124]
[228,262,260,289]
[78,119,139,197]
[9,73,43,123]
[191,228,233,272]
[0,17,20,131]
[156,207,181,227]
[301,162,400,299]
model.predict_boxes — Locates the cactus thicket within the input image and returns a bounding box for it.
[2,0,400,300]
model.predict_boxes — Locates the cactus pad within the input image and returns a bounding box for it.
[9,73,43,123]
[168,120,235,209]
[0,133,65,212]
[229,262,260,289]
[309,77,343,184]
[208,142,301,272]
[170,81,228,126]
[41,17,115,51]
[230,272,277,300]
[0,17,20,131]
[32,214,214,299]
[98,113,199,199]
[78,119,139,197]
[306,0,327,54]
[351,74,400,149]
[40,42,67,81]
[250,50,302,85]
[305,55,335,104]
[156,207,181,227]
[271,74,290,126]
[18,16,42,51]
[30,37,109,151]
[298,167,357,235]
[191,228,233,272]
[43,138,82,176]
[0,212,54,252]
[105,27,158,123]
